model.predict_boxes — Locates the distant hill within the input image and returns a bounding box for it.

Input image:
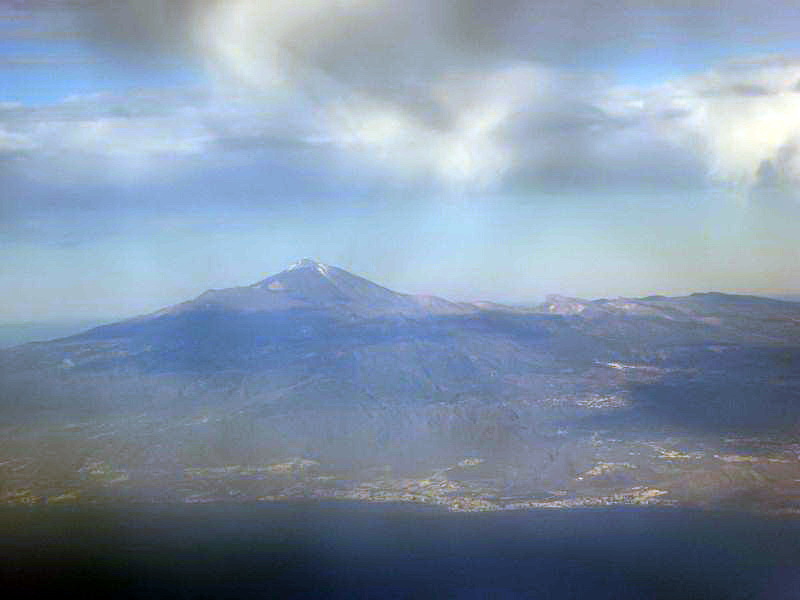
[767,294,800,303]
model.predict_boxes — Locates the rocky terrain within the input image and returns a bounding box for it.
[1,260,799,513]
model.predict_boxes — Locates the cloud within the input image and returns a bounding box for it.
[4,1,800,198]
[0,89,212,182]
[78,1,800,76]
[0,127,34,155]
[182,0,715,190]
[639,56,800,189]
[0,85,331,186]
[87,0,800,193]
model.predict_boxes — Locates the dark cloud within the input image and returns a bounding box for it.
[73,1,800,70]
[506,134,708,193]
[66,0,207,60]
[754,140,800,188]
[727,83,771,97]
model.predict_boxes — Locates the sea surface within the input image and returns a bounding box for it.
[1,502,799,599]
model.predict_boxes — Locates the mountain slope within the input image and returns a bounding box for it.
[143,258,473,319]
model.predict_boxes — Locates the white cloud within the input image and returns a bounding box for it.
[0,127,35,154]
[318,65,558,189]
[0,88,282,182]
[7,2,800,197]
[632,57,800,190]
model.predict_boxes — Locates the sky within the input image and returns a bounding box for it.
[1,0,800,324]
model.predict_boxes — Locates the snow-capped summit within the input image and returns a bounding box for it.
[160,260,474,318]
[286,258,329,274]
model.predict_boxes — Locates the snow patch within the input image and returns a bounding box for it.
[288,258,323,271]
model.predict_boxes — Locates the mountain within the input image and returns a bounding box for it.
[151,259,473,319]
[1,259,587,416]
[3,261,799,418]
[2,261,800,512]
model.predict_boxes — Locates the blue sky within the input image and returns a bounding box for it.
[1,1,800,323]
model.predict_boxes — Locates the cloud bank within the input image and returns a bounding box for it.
[2,0,800,201]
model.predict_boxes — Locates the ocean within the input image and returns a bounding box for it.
[2,502,799,599]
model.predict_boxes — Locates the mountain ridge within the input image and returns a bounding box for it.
[50,260,800,345]
[104,259,475,328]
